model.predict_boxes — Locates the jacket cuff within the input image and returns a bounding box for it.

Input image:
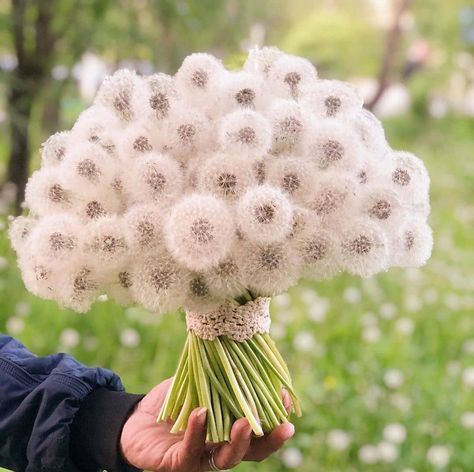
[70,387,145,472]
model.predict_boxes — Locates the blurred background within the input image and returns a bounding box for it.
[0,0,473,470]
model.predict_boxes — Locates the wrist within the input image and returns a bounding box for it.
[70,387,145,472]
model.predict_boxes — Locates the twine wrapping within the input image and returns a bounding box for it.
[186,297,271,341]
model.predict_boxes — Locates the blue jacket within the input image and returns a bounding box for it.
[0,335,144,472]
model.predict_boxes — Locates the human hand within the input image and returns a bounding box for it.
[120,377,295,471]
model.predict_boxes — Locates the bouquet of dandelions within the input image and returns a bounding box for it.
[9,46,432,443]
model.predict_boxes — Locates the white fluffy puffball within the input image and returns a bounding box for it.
[10,46,432,314]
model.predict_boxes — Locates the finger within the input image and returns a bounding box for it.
[204,418,252,470]
[245,422,295,462]
[179,407,208,467]
[282,389,291,415]
[139,377,174,415]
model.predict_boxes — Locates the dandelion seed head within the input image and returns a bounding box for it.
[267,100,309,153]
[302,79,363,118]
[164,194,235,271]
[269,55,317,99]
[94,69,141,121]
[16,47,432,315]
[304,121,362,170]
[123,153,183,206]
[237,185,293,244]
[40,131,70,166]
[244,46,286,78]
[219,109,272,157]
[197,154,256,199]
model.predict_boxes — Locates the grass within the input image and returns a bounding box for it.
[0,113,473,471]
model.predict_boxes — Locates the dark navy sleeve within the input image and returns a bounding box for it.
[0,334,142,472]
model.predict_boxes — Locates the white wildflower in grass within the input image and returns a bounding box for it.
[60,328,80,348]
[362,324,381,343]
[379,302,397,319]
[383,423,407,444]
[267,99,310,154]
[6,317,25,335]
[40,131,71,166]
[462,367,474,388]
[164,194,235,271]
[237,185,294,244]
[304,120,362,171]
[307,297,329,323]
[293,331,316,353]
[11,46,433,445]
[120,328,141,348]
[281,447,303,469]
[463,339,474,355]
[302,79,363,119]
[358,444,380,464]
[268,55,317,100]
[426,445,451,468]
[377,441,399,463]
[219,109,272,158]
[327,429,352,451]
[460,412,474,429]
[343,286,362,304]
[395,316,415,335]
[384,369,405,389]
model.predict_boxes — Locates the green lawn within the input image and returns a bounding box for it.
[1,114,473,471]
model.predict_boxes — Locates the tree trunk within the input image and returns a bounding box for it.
[6,74,37,213]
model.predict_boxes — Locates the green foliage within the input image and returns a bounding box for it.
[277,6,382,78]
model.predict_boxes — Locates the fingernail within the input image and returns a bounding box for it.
[243,421,252,438]
[285,423,295,440]
[196,407,207,420]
